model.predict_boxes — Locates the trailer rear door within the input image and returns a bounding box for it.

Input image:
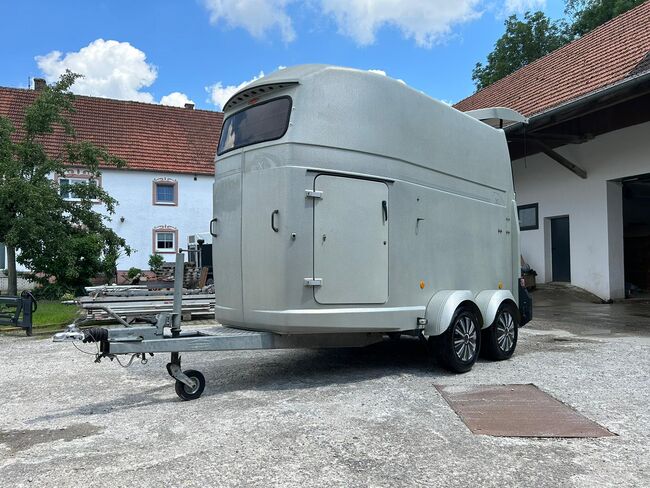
[313,175,388,304]
[213,171,243,323]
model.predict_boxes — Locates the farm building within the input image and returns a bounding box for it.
[0,82,222,273]
[455,2,650,301]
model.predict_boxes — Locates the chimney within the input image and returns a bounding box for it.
[184,103,195,110]
[33,78,47,91]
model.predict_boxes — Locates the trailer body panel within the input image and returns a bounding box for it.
[213,65,524,335]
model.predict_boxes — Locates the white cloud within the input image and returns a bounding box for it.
[503,0,546,14]
[35,39,157,102]
[160,92,194,107]
[206,71,265,111]
[206,66,286,110]
[199,1,549,47]
[203,0,296,42]
[320,0,483,47]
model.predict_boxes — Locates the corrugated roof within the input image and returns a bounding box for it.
[454,1,650,117]
[0,87,223,175]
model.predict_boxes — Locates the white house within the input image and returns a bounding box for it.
[456,2,650,301]
[0,84,223,275]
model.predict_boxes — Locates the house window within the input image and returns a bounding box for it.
[153,226,178,253]
[59,178,97,200]
[153,179,178,205]
[518,203,539,231]
[156,232,175,251]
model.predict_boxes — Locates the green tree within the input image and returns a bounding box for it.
[0,71,130,296]
[471,1,645,91]
[472,11,570,90]
[148,253,164,273]
[565,0,645,37]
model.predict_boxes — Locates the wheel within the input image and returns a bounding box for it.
[481,303,519,360]
[431,307,481,373]
[174,370,206,401]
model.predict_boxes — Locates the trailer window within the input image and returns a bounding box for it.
[217,97,292,155]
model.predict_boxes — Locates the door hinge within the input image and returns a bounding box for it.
[304,278,323,287]
[305,190,323,199]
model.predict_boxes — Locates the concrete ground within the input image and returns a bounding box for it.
[0,285,649,487]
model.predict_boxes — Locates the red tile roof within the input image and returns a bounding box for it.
[0,87,223,175]
[454,1,650,117]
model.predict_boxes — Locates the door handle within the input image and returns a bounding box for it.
[271,210,279,232]
[210,217,218,237]
[382,200,388,222]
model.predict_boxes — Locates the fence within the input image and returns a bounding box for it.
[0,274,35,293]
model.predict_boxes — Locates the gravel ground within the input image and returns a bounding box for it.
[0,287,649,487]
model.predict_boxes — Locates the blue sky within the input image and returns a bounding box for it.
[0,0,565,110]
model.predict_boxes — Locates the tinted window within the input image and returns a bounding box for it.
[218,97,292,155]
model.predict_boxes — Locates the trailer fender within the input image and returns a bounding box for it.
[424,290,479,337]
[474,290,516,330]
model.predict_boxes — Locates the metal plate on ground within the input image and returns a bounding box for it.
[436,384,615,438]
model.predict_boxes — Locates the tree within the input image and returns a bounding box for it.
[471,1,646,91]
[472,11,570,90]
[148,253,164,274]
[565,0,645,37]
[0,71,130,296]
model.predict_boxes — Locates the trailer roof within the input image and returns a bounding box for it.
[221,64,513,193]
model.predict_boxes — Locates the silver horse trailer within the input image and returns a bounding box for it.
[55,65,532,400]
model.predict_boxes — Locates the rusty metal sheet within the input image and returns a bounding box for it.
[436,384,615,438]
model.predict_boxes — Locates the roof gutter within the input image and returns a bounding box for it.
[505,70,650,135]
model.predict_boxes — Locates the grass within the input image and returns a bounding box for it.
[0,299,80,335]
[32,301,79,329]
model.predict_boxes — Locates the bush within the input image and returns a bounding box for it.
[148,254,164,273]
[32,283,70,300]
[127,267,142,280]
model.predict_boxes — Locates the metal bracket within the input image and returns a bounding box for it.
[305,190,323,199]
[155,313,173,335]
[167,362,197,389]
[304,278,323,287]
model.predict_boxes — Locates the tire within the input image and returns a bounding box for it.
[174,369,206,401]
[431,307,481,373]
[481,303,519,361]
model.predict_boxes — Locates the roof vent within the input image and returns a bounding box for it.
[33,78,47,91]
[184,103,195,110]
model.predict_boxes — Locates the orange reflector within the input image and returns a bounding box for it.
[420,280,425,289]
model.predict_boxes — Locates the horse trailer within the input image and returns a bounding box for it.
[55,65,532,400]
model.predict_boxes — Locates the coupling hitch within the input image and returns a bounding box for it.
[52,324,109,343]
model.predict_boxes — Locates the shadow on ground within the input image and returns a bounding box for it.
[530,283,650,336]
